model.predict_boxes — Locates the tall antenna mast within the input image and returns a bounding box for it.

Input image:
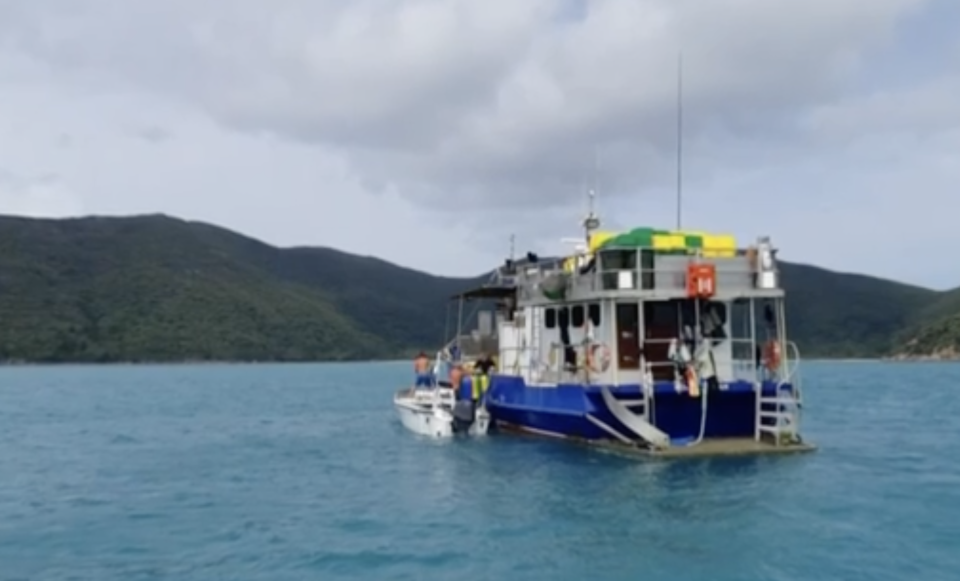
[509,233,515,262]
[593,144,601,200]
[583,188,600,241]
[675,50,684,230]
[587,146,601,238]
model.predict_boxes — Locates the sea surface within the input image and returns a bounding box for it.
[0,360,958,580]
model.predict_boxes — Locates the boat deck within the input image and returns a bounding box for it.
[497,423,816,459]
[584,437,816,460]
[633,437,816,459]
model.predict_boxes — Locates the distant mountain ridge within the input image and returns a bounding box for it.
[0,213,955,362]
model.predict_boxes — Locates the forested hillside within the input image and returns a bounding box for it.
[0,214,954,362]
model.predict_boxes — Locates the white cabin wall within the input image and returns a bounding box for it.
[539,312,561,383]
[616,301,644,387]
[508,298,739,387]
[523,306,535,383]
[497,313,520,375]
[588,300,620,386]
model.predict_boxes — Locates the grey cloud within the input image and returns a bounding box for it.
[0,0,931,215]
[0,169,60,189]
[134,126,172,143]
[3,0,959,278]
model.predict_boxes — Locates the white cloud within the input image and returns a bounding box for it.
[0,0,957,286]
[0,170,84,218]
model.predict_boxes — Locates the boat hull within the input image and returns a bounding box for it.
[393,387,490,438]
[485,374,797,446]
[394,397,455,438]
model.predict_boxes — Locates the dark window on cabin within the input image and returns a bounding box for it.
[557,307,570,328]
[644,301,681,337]
[599,249,637,270]
[615,303,641,370]
[588,303,601,327]
[544,308,556,329]
[599,250,639,290]
[640,250,655,289]
[571,305,584,328]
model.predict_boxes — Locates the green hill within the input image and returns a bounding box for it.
[0,214,479,362]
[0,213,954,362]
[777,263,938,357]
[888,288,960,359]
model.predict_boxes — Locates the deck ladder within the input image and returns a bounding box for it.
[617,361,653,423]
[756,341,803,445]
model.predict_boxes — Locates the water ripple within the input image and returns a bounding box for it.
[1,361,959,580]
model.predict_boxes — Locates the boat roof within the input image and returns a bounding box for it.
[450,285,516,301]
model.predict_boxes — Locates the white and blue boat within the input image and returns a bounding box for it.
[445,195,813,457]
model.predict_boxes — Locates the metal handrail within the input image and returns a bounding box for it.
[493,337,764,384]
[512,245,778,301]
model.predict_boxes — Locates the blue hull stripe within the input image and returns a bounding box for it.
[485,375,794,443]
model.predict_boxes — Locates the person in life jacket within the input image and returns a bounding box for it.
[413,351,433,388]
[471,352,496,401]
[448,363,465,398]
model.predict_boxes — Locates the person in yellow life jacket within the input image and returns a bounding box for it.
[459,361,476,401]
[471,352,496,401]
[413,351,433,388]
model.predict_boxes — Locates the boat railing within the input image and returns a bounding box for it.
[514,246,777,299]
[630,336,762,384]
[443,334,498,361]
[783,340,803,397]
[755,340,803,445]
[498,335,763,385]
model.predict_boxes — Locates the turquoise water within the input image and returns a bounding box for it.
[0,361,958,580]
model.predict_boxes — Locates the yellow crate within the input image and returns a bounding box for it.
[588,230,618,252]
[652,233,687,251]
[702,234,736,257]
[676,230,737,257]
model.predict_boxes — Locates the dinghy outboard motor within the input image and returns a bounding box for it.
[453,399,475,425]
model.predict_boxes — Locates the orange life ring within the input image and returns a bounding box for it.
[763,339,782,371]
[586,343,611,373]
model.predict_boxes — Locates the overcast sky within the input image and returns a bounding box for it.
[1,0,958,288]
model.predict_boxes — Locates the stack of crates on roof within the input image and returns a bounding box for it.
[598,227,737,257]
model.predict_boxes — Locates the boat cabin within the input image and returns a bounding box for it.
[450,231,792,392]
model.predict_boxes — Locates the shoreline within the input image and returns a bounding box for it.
[0,358,408,367]
[2,356,958,367]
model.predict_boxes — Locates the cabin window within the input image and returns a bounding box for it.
[644,301,680,332]
[615,303,641,370]
[640,250,655,289]
[558,307,570,328]
[599,250,639,290]
[599,249,637,270]
[588,303,601,327]
[571,305,585,328]
[544,308,556,329]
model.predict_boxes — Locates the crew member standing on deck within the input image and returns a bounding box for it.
[449,363,464,397]
[472,352,496,400]
[413,351,433,388]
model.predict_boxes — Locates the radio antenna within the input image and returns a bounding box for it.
[675,51,684,230]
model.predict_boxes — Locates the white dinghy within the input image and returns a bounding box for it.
[394,384,458,438]
[393,351,491,438]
